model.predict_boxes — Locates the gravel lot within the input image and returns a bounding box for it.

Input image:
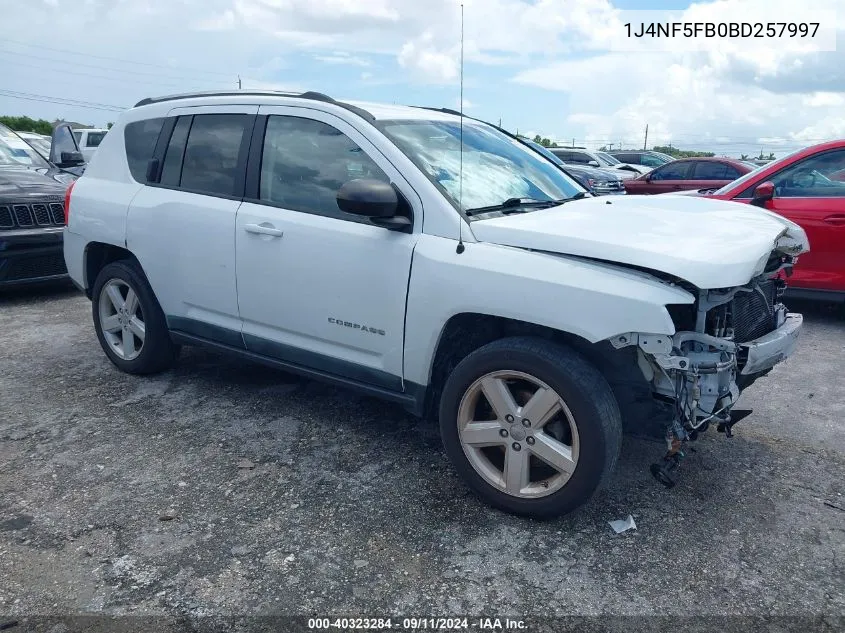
[1,284,843,631]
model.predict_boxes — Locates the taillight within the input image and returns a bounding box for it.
[64,179,76,225]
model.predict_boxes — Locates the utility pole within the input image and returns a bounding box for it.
[571,138,575,148]
[498,117,502,128]
[238,75,242,90]
[643,124,648,150]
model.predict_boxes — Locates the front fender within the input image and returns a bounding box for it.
[403,236,694,386]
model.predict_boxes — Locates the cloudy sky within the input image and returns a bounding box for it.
[1,0,842,157]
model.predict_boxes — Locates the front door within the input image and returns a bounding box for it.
[235,107,421,390]
[762,148,845,292]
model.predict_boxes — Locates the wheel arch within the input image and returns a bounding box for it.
[83,242,142,298]
[419,312,653,425]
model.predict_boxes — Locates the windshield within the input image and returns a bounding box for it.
[597,152,621,165]
[713,147,805,195]
[0,124,51,169]
[378,119,583,212]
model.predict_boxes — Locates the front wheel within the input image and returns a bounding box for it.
[439,336,622,519]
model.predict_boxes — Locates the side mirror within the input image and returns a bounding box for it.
[59,151,85,167]
[588,160,600,167]
[337,179,411,230]
[751,181,775,207]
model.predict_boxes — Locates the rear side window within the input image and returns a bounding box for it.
[86,131,107,147]
[160,116,192,187]
[692,161,740,180]
[179,114,248,197]
[124,118,164,182]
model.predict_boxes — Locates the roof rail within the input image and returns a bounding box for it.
[133,90,375,122]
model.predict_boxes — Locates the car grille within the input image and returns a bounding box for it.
[731,278,779,343]
[0,202,65,230]
[592,181,625,194]
[2,252,67,281]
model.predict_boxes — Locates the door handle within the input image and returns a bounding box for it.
[244,223,284,237]
[823,214,845,226]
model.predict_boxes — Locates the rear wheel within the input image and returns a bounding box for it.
[92,260,178,374]
[439,336,622,519]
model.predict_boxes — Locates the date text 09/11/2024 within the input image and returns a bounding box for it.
[307,617,527,630]
[624,21,820,38]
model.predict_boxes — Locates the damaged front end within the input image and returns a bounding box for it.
[610,249,803,488]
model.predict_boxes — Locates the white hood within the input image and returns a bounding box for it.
[469,195,809,289]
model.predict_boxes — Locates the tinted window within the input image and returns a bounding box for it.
[771,149,845,198]
[124,118,164,182]
[615,153,636,163]
[641,154,665,167]
[649,162,690,180]
[73,131,82,143]
[568,151,591,164]
[180,114,248,196]
[260,116,389,220]
[550,150,572,162]
[160,116,191,186]
[86,131,106,147]
[692,161,733,180]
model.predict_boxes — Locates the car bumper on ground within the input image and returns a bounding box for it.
[740,313,803,375]
[0,227,68,287]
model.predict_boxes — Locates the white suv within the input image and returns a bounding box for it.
[63,90,808,518]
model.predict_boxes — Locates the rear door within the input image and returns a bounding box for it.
[126,106,256,340]
[761,148,845,293]
[690,160,742,191]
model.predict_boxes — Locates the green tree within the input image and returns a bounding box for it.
[107,122,114,129]
[0,115,53,135]
[740,154,749,160]
[653,145,715,158]
[767,152,775,160]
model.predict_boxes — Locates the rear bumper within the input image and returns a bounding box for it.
[740,313,803,375]
[0,227,68,286]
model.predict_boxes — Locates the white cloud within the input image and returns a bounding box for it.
[314,52,371,66]
[398,33,458,84]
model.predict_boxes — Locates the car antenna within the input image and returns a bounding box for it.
[456,2,466,255]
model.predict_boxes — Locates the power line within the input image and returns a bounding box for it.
[1,58,229,92]
[1,38,237,79]
[0,48,234,85]
[0,90,126,112]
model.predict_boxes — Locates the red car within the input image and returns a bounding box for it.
[623,157,754,195]
[692,140,845,300]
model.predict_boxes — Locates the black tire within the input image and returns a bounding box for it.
[439,336,622,519]
[91,259,179,375]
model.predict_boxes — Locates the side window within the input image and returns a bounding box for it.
[692,161,729,180]
[87,131,106,148]
[159,116,192,187]
[771,150,845,198]
[551,150,571,162]
[123,117,164,183]
[641,154,664,167]
[73,131,82,144]
[650,162,690,181]
[259,115,390,220]
[179,114,249,197]
[723,165,741,180]
[570,152,590,164]
[617,153,635,163]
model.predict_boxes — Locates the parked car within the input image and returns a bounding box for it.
[519,139,625,195]
[0,122,85,286]
[610,150,674,168]
[64,90,806,517]
[16,131,52,159]
[550,147,649,179]
[673,140,845,301]
[623,157,754,195]
[73,128,109,162]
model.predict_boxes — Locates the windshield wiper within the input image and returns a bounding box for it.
[464,193,587,216]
